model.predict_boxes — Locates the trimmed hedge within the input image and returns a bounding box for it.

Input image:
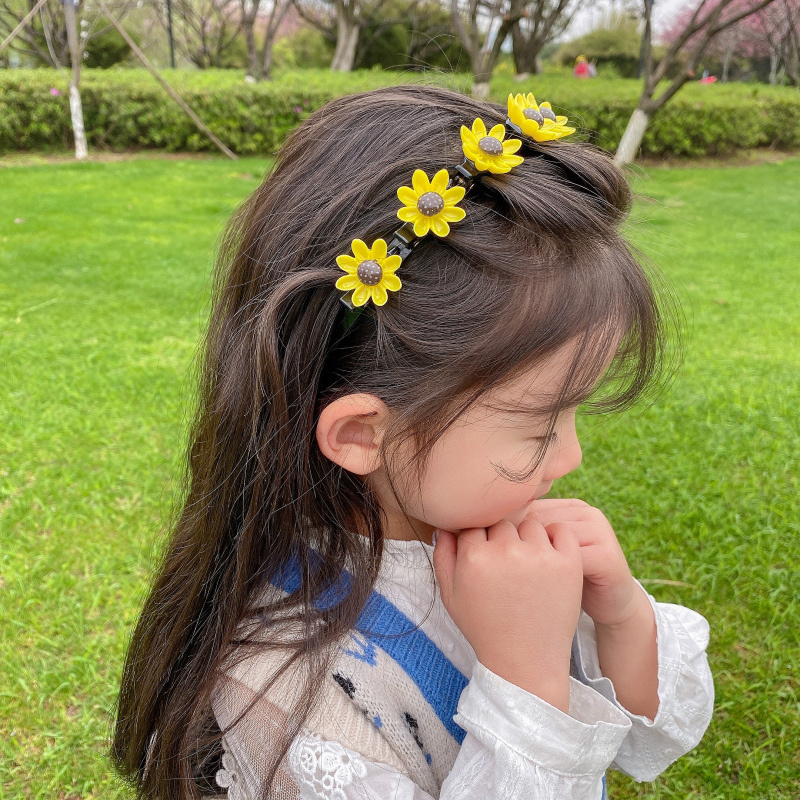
[1,68,799,157]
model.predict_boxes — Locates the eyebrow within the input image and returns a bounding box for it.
[484,400,555,419]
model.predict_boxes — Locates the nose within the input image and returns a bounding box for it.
[544,417,582,482]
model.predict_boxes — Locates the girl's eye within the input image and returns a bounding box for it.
[530,432,559,446]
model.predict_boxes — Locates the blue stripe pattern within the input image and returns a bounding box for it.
[269,548,469,744]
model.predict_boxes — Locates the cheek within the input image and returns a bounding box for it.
[399,438,543,530]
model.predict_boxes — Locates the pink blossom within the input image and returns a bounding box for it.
[50,87,60,96]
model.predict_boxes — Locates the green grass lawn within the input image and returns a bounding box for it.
[1,154,798,799]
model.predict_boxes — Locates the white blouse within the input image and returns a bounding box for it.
[212,537,714,800]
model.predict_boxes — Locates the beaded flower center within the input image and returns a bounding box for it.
[356,260,383,286]
[416,191,445,217]
[478,136,503,156]
[539,106,557,122]
[523,107,544,125]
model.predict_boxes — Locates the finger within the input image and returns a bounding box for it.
[546,522,580,559]
[454,526,489,548]
[526,499,594,526]
[432,529,457,608]
[515,517,552,547]
[528,498,591,514]
[485,518,524,543]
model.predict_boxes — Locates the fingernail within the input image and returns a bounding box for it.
[432,529,438,546]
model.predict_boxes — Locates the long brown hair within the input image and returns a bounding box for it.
[111,83,679,799]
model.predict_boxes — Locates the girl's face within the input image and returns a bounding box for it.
[369,340,595,542]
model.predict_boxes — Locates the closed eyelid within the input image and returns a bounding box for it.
[528,432,559,442]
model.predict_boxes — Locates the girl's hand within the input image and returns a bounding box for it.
[432,518,583,712]
[525,499,640,628]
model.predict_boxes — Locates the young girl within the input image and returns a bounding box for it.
[111,84,713,800]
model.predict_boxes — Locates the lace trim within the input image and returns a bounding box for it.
[215,743,249,800]
[288,733,368,800]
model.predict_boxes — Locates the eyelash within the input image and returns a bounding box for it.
[531,432,559,447]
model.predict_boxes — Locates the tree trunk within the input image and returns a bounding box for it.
[262,36,274,79]
[63,0,87,160]
[331,14,358,71]
[722,43,734,82]
[69,84,88,160]
[785,25,799,86]
[471,80,490,99]
[243,18,262,79]
[614,107,650,166]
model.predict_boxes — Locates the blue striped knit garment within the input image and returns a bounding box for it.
[269,547,608,798]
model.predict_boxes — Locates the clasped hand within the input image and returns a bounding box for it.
[432,499,642,713]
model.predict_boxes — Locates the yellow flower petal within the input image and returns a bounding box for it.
[526,93,538,107]
[431,217,450,237]
[442,206,466,223]
[472,118,487,139]
[372,285,388,306]
[371,238,387,260]
[540,101,552,110]
[460,125,478,148]
[397,186,419,206]
[486,160,511,174]
[462,142,482,163]
[336,254,358,270]
[532,128,558,142]
[489,123,506,141]
[352,284,371,306]
[412,169,430,195]
[431,169,449,194]
[383,255,402,271]
[383,273,401,291]
[443,185,465,205]
[413,217,431,237]
[397,206,419,223]
[502,138,522,155]
[335,275,360,291]
[508,97,525,128]
[351,239,370,262]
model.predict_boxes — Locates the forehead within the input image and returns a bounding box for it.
[485,339,585,410]
[472,333,620,422]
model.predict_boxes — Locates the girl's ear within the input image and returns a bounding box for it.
[315,393,389,475]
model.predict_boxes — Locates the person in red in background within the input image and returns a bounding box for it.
[574,55,590,78]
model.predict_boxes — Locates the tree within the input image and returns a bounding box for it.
[405,0,468,69]
[450,0,525,98]
[148,0,243,68]
[294,0,397,71]
[745,0,800,83]
[615,0,781,165]
[239,0,293,78]
[510,0,579,79]
[0,0,135,67]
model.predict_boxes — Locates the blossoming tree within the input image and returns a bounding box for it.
[615,0,781,165]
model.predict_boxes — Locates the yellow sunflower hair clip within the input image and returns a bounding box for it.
[336,94,575,332]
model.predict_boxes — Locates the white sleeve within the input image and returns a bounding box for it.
[213,661,633,800]
[572,581,715,781]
